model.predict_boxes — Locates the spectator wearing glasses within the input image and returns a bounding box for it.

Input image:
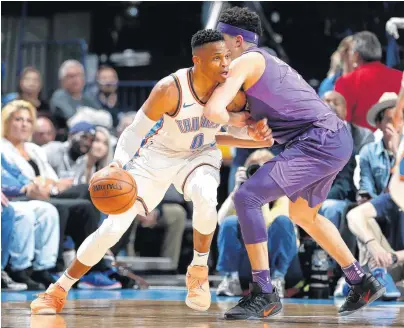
[216,149,297,298]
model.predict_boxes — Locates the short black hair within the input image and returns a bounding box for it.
[191,29,224,51]
[218,7,263,36]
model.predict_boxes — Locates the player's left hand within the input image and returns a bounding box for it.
[248,118,274,142]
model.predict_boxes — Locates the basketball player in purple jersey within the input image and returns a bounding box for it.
[204,7,385,319]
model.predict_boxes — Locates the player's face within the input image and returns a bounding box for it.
[222,34,243,60]
[198,41,232,83]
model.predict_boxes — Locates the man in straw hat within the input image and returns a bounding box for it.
[346,91,404,301]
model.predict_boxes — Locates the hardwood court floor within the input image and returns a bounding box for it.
[2,288,404,328]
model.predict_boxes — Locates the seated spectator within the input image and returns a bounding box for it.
[345,92,404,300]
[73,127,113,184]
[43,121,96,179]
[1,100,121,289]
[358,92,402,201]
[390,72,404,209]
[335,31,402,131]
[318,36,353,98]
[50,60,99,132]
[1,173,59,290]
[32,116,56,146]
[347,193,404,300]
[319,91,374,229]
[216,150,298,298]
[85,65,122,127]
[1,193,27,291]
[2,67,50,116]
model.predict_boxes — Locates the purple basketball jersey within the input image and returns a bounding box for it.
[243,47,343,144]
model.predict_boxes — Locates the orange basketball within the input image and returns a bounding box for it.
[89,167,137,215]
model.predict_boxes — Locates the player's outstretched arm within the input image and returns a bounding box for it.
[112,76,178,167]
[216,133,273,148]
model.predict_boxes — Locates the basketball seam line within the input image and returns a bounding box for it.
[108,191,138,214]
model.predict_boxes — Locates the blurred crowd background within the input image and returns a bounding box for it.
[1,1,404,302]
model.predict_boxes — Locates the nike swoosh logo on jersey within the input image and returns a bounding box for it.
[183,103,195,108]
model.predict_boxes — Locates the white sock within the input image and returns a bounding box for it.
[191,250,209,267]
[56,271,78,292]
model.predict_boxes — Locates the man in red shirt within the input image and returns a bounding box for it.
[335,31,402,131]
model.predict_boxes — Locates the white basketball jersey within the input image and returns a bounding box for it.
[139,68,222,153]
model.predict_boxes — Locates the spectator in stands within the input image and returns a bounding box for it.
[50,60,99,132]
[323,91,374,155]
[347,193,404,300]
[116,111,137,138]
[319,91,374,253]
[32,116,56,146]
[216,150,297,298]
[358,92,402,201]
[73,126,113,184]
[345,93,404,300]
[1,171,60,290]
[318,36,353,98]
[43,121,96,179]
[335,31,402,131]
[2,67,50,116]
[85,65,122,127]
[1,192,27,291]
[390,72,404,209]
[1,100,121,289]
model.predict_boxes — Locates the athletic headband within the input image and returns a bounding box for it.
[216,22,259,45]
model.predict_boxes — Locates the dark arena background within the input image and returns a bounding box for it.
[1,1,404,327]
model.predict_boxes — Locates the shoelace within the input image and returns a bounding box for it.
[36,291,65,307]
[346,288,361,303]
[188,277,206,298]
[239,294,267,312]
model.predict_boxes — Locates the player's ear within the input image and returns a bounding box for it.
[192,55,201,66]
[235,35,243,48]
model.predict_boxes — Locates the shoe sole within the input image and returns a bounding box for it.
[77,282,122,290]
[338,287,386,316]
[31,308,57,315]
[185,298,210,312]
[224,305,283,320]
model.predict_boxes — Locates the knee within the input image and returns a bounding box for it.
[289,208,316,228]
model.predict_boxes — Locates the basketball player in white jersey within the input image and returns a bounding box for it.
[31,29,273,315]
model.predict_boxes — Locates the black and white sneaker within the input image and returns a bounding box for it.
[224,282,282,320]
[339,273,385,316]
